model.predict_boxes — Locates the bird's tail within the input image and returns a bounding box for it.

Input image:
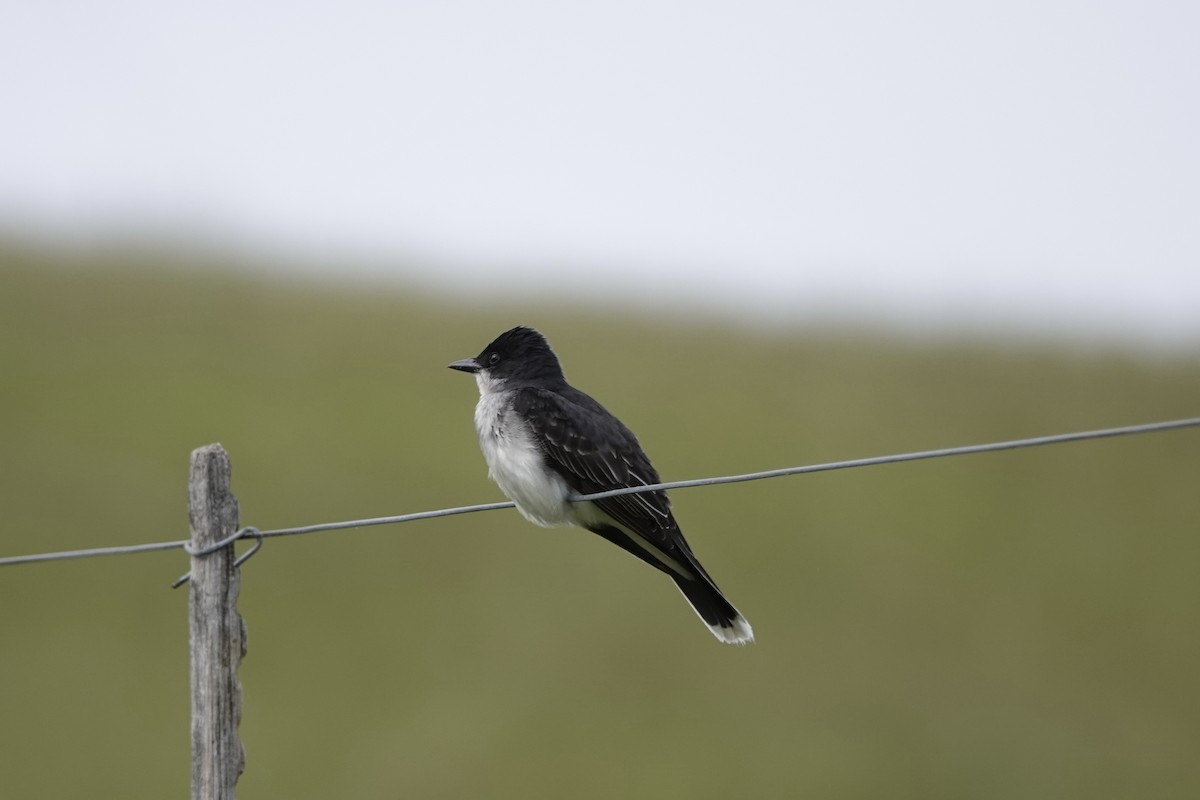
[584,521,753,644]
[672,572,754,645]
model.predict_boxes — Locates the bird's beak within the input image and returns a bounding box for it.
[448,357,481,374]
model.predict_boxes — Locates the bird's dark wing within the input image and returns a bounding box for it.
[512,386,752,644]
[512,386,676,544]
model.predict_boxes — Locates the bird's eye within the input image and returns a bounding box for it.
[488,352,501,366]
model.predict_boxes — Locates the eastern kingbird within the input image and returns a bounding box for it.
[449,326,753,645]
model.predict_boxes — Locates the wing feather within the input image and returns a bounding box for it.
[513,387,675,543]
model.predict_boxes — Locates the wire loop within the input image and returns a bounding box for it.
[171,527,264,589]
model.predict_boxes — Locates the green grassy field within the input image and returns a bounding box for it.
[1,243,1198,799]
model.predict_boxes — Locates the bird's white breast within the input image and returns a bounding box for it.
[474,387,574,528]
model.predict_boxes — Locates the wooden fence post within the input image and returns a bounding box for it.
[188,443,246,799]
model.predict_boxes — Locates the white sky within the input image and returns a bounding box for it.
[1,1,1197,342]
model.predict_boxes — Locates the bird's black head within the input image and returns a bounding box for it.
[448,326,566,386]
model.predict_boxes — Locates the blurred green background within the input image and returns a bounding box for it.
[1,242,1198,799]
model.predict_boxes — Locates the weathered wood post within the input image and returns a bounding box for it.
[187,443,246,799]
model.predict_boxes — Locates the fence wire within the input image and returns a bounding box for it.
[1,417,1197,575]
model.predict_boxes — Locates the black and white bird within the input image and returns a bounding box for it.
[449,326,753,645]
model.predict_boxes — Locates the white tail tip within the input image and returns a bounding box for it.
[709,615,755,645]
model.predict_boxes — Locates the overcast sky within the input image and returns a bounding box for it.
[2,1,1197,342]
